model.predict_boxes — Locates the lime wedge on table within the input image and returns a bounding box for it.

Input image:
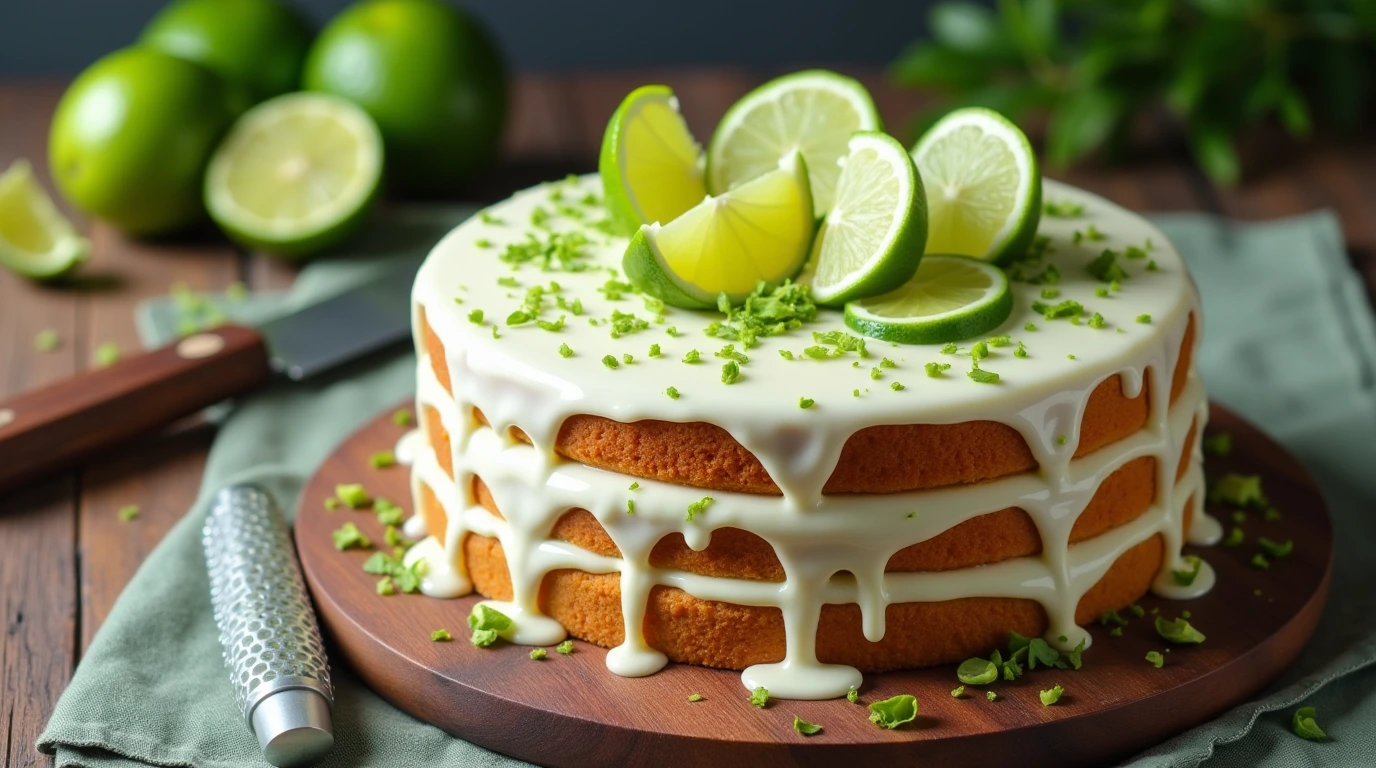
[599,85,706,235]
[707,70,881,217]
[205,92,383,258]
[623,152,813,309]
[0,159,89,281]
[911,107,1040,265]
[804,131,927,307]
[844,255,1012,344]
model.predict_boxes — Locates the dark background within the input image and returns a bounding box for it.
[0,0,937,76]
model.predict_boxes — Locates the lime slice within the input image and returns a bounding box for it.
[706,70,881,217]
[0,159,89,281]
[804,131,927,307]
[205,92,383,258]
[911,107,1040,265]
[623,152,813,309]
[844,254,1012,344]
[599,85,706,235]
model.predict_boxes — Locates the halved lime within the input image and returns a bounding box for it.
[623,152,813,309]
[911,107,1040,265]
[844,254,1012,344]
[599,85,706,235]
[804,131,927,307]
[205,92,383,258]
[0,159,89,281]
[706,70,881,217]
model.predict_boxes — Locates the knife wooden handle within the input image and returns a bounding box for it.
[0,325,272,492]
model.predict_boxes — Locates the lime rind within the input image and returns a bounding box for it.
[843,254,1013,344]
[706,69,882,217]
[805,131,927,307]
[599,85,706,236]
[205,92,383,258]
[0,159,89,281]
[623,152,814,309]
[912,107,1041,266]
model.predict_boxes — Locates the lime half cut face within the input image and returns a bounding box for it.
[599,85,706,235]
[622,152,814,309]
[0,159,89,281]
[912,107,1041,265]
[844,254,1012,344]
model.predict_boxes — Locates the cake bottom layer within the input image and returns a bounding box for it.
[423,490,1194,672]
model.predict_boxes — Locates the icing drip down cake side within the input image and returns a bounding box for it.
[402,175,1221,701]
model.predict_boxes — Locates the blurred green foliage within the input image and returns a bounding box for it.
[891,0,1376,184]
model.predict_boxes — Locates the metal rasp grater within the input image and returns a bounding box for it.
[203,484,335,767]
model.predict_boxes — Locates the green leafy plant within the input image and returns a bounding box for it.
[891,0,1376,184]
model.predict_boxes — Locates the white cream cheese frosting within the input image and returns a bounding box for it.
[404,175,1216,700]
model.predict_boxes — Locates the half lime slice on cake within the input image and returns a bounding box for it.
[623,151,813,309]
[844,254,1012,344]
[205,92,383,257]
[911,107,1040,265]
[0,159,89,281]
[706,70,881,217]
[804,131,927,307]
[599,85,707,235]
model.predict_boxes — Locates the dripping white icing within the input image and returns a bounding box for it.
[406,176,1216,699]
[394,428,423,467]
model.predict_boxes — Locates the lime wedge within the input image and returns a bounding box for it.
[706,70,881,217]
[911,107,1040,265]
[623,152,813,309]
[0,159,89,281]
[599,85,706,235]
[205,92,383,258]
[804,131,927,307]
[844,254,1012,344]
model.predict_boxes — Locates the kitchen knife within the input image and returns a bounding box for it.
[0,253,422,492]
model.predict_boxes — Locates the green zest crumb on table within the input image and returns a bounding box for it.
[793,716,822,735]
[1155,615,1206,644]
[602,354,619,369]
[682,349,700,363]
[1110,627,1123,637]
[117,504,140,522]
[1025,322,1037,331]
[951,686,964,698]
[392,409,413,427]
[1291,706,1326,741]
[665,386,681,400]
[1146,651,1165,668]
[556,640,574,655]
[1202,431,1232,456]
[986,691,998,702]
[968,368,1000,384]
[331,522,369,551]
[891,381,906,391]
[1209,473,1267,508]
[622,353,634,365]
[1265,507,1282,521]
[721,361,740,384]
[376,577,395,595]
[1088,312,1105,329]
[468,604,512,648]
[369,450,396,469]
[1100,609,1128,627]
[1259,537,1294,558]
[1136,314,1152,324]
[847,686,859,703]
[94,341,120,368]
[1039,684,1064,707]
[431,629,452,642]
[324,497,340,511]
[468,309,484,324]
[957,657,999,685]
[925,362,951,377]
[799,397,815,409]
[1251,552,1271,570]
[1224,526,1245,546]
[686,496,714,522]
[1044,200,1084,217]
[1172,555,1204,586]
[1129,604,1146,618]
[625,499,635,514]
[559,343,574,358]
[362,550,425,592]
[335,483,371,509]
[648,343,662,357]
[628,482,640,491]
[688,693,704,702]
[34,329,60,352]
[750,686,770,708]
[868,694,918,729]
[374,498,403,526]
[530,648,547,660]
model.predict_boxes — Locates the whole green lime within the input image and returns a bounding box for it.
[49,47,239,235]
[302,0,507,195]
[139,0,312,104]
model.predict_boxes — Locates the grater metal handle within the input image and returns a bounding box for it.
[203,484,334,767]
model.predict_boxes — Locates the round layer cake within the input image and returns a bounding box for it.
[402,174,1219,700]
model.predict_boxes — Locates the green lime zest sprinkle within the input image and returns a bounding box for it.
[951,686,965,698]
[665,386,680,400]
[648,343,662,357]
[392,409,413,426]
[628,482,640,491]
[779,350,795,360]
[799,397,815,409]
[1024,322,1038,331]
[1171,555,1204,586]
[721,361,740,384]
[880,357,897,368]
[1202,431,1232,456]
[431,629,452,642]
[682,349,700,363]
[987,335,1011,347]
[376,576,394,595]
[1095,286,1109,298]
[925,362,951,377]
[467,309,484,324]
[749,686,769,708]
[470,629,499,648]
[705,280,818,350]
[891,381,905,391]
[1040,287,1060,299]
[688,693,704,702]
[940,342,958,354]
[793,715,823,735]
[559,343,574,358]
[601,355,619,369]
[1014,341,1028,358]
[1039,684,1064,707]
[1224,526,1244,546]
[1155,615,1206,643]
[479,211,503,225]
[626,499,635,515]
[1033,299,1084,320]
[957,657,999,685]
[374,498,403,526]
[1100,610,1128,627]
[623,353,634,364]
[1044,200,1084,217]
[1129,604,1146,618]
[870,367,882,380]
[336,483,371,509]
[369,450,396,469]
[1292,706,1326,741]
[867,694,918,729]
[1259,537,1293,558]
[1233,510,1247,523]
[118,504,140,522]
[332,522,369,551]
[497,276,519,288]
[666,325,680,336]
[324,497,339,510]
[968,368,1000,384]
[537,315,566,332]
[34,329,60,352]
[1264,507,1282,521]
[1147,260,1159,271]
[686,496,714,522]
[1251,552,1271,569]
[1089,312,1106,329]
[1146,650,1165,668]
[971,341,989,362]
[1109,626,1123,637]
[530,648,547,660]
[1056,434,1068,445]
[986,690,998,701]
[1067,354,1077,360]
[384,525,407,548]
[1209,473,1268,508]
[846,686,859,703]
[94,341,120,368]
[557,640,574,654]
[468,604,511,647]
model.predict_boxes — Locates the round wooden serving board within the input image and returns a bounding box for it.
[296,402,1332,768]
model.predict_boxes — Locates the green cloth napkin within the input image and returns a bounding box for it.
[37,208,1376,767]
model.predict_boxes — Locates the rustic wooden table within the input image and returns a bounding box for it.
[2,70,1374,767]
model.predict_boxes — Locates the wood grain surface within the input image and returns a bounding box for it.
[295,402,1331,768]
[0,70,1370,767]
